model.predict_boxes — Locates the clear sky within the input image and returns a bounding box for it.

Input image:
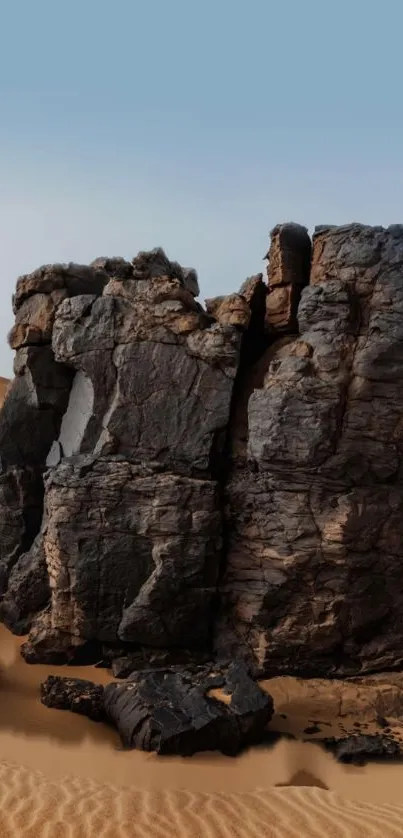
[1,0,402,376]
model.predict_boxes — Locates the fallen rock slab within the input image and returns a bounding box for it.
[320,734,401,765]
[40,662,273,756]
[103,661,273,756]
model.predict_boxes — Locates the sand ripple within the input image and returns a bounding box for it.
[0,761,402,838]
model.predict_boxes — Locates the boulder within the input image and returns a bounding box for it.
[103,662,273,756]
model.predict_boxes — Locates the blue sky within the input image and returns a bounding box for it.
[1,0,402,375]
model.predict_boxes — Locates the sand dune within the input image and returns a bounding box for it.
[0,761,402,837]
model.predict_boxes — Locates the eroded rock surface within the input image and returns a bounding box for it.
[219,223,403,677]
[3,224,403,682]
[41,675,106,722]
[0,264,109,607]
[0,248,247,664]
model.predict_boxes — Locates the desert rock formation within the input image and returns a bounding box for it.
[1,225,403,682]
[219,224,403,677]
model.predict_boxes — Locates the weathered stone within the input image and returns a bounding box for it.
[110,648,211,679]
[0,467,44,596]
[239,274,266,307]
[1,249,247,662]
[0,261,112,626]
[0,348,73,610]
[52,285,240,470]
[1,348,72,469]
[8,293,58,349]
[89,256,133,278]
[321,735,401,765]
[180,266,199,298]
[219,223,403,677]
[0,538,50,634]
[20,607,90,664]
[131,248,200,296]
[205,294,251,329]
[266,222,311,288]
[39,458,221,647]
[265,284,300,333]
[41,675,106,722]
[103,662,273,755]
[5,228,403,684]
[13,263,109,312]
[261,223,311,339]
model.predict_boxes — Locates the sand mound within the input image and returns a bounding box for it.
[0,761,401,838]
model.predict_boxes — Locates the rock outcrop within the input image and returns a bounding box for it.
[0,248,248,665]
[0,264,109,623]
[219,223,403,676]
[2,224,403,682]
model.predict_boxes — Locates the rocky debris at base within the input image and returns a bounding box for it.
[40,662,274,757]
[41,675,106,723]
[320,735,401,765]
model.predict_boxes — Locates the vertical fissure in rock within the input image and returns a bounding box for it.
[214,223,313,670]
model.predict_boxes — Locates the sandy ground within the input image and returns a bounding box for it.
[1,626,403,834]
[1,761,403,838]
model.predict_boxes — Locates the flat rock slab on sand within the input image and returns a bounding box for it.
[320,735,401,765]
[41,661,274,756]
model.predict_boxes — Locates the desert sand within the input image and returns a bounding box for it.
[1,626,403,835]
[1,762,403,838]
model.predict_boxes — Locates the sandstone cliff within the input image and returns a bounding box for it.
[1,224,403,678]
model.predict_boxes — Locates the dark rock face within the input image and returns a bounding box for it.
[40,460,222,648]
[218,223,403,677]
[3,225,403,681]
[40,663,273,756]
[321,735,401,765]
[0,538,50,635]
[0,263,109,603]
[0,248,246,666]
